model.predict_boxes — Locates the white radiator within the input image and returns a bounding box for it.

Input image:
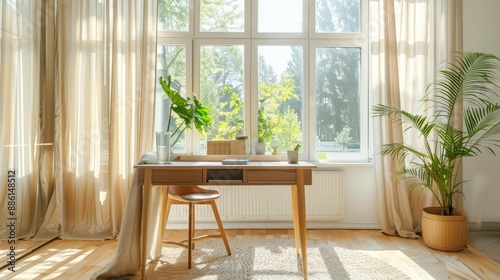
[305,171,344,220]
[165,171,344,225]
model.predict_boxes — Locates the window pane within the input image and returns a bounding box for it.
[315,0,361,33]
[258,46,303,153]
[258,0,302,33]
[156,45,187,153]
[200,0,245,32]
[158,0,190,32]
[199,45,245,153]
[316,47,360,155]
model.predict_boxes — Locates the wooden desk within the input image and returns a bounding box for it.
[135,161,316,279]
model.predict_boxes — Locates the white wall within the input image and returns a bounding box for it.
[463,0,500,228]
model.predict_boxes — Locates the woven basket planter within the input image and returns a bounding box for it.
[421,207,468,251]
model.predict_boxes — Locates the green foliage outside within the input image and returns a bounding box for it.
[157,0,363,153]
[334,126,352,152]
[258,74,301,151]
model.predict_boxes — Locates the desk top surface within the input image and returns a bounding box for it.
[134,161,317,169]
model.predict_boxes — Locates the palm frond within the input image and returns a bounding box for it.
[371,104,402,117]
[462,103,500,155]
[426,52,500,120]
[373,104,435,138]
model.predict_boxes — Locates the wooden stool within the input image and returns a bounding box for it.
[163,185,231,268]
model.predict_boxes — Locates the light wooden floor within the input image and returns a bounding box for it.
[1,229,499,279]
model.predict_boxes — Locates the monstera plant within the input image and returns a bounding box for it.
[159,75,212,147]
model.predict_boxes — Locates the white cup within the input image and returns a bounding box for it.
[287,150,299,164]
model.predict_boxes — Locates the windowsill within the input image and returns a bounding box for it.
[175,154,283,162]
[310,161,373,169]
[174,154,374,168]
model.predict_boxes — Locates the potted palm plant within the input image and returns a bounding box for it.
[372,52,500,251]
[158,75,211,158]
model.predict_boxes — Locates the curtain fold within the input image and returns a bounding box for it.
[106,0,157,238]
[0,0,45,239]
[370,0,463,237]
[54,0,157,239]
[0,0,157,240]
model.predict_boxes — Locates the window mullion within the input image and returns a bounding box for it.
[156,0,369,161]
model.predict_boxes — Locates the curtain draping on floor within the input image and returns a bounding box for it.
[0,0,157,240]
[369,0,463,238]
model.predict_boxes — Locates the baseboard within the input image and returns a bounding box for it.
[165,221,381,230]
[166,221,500,232]
[468,222,500,233]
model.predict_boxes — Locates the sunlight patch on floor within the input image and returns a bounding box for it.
[360,249,442,280]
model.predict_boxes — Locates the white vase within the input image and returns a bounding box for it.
[156,132,172,164]
[255,142,266,155]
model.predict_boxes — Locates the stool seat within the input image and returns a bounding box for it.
[163,185,231,269]
[169,192,220,202]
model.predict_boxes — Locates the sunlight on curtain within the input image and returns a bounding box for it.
[370,0,463,237]
[1,0,157,240]
[53,1,112,239]
[54,0,156,239]
[0,1,49,239]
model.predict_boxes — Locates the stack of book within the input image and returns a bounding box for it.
[221,159,250,165]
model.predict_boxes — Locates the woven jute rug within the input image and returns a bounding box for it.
[129,238,429,280]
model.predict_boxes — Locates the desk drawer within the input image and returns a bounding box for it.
[246,170,296,184]
[150,169,204,185]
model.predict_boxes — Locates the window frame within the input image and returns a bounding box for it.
[156,0,370,162]
[251,39,309,154]
[252,0,309,39]
[309,39,369,162]
[195,0,251,38]
[157,0,194,37]
[155,37,194,152]
[308,0,368,39]
[192,39,251,151]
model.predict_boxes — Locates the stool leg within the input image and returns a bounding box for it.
[210,201,231,256]
[192,205,196,250]
[188,202,194,268]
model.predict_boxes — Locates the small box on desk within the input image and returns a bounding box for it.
[230,139,245,155]
[207,140,245,155]
[207,140,229,155]
[207,141,217,155]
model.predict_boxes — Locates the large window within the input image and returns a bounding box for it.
[156,0,368,161]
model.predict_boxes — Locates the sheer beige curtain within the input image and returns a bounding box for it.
[0,0,157,240]
[370,0,463,237]
[0,1,46,239]
[53,0,157,239]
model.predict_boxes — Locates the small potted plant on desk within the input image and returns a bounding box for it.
[372,52,500,251]
[158,75,211,161]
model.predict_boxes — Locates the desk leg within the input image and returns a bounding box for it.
[292,170,308,279]
[141,169,153,280]
[297,183,308,279]
[291,185,300,256]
